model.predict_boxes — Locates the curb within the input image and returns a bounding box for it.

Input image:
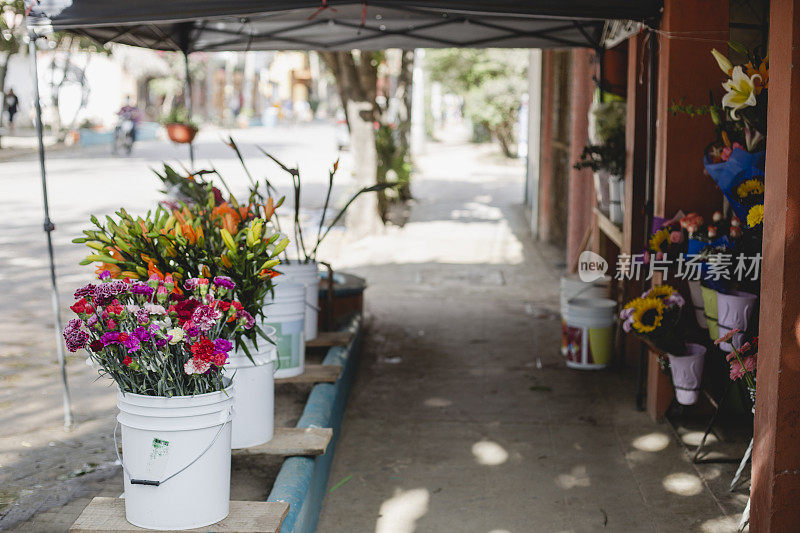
[267,315,363,533]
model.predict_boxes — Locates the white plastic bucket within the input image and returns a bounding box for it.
[225,327,277,449]
[608,175,624,224]
[116,385,234,530]
[565,297,616,370]
[279,261,320,341]
[560,276,609,356]
[668,343,707,405]
[264,281,306,379]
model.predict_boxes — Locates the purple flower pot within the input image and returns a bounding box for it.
[716,291,758,351]
[668,343,707,406]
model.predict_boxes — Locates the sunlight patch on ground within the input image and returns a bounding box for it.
[423,397,453,408]
[555,465,591,489]
[375,488,430,533]
[631,432,671,452]
[681,431,718,447]
[700,516,739,532]
[450,202,504,221]
[662,472,704,496]
[471,440,509,466]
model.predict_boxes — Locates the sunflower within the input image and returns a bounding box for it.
[747,204,764,228]
[625,297,666,333]
[737,179,765,198]
[645,285,676,300]
[628,297,665,333]
[648,228,671,253]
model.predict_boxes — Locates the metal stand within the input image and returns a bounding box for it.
[692,381,740,464]
[730,437,754,491]
[28,30,74,429]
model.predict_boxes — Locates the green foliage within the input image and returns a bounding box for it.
[426,49,528,157]
[375,124,411,190]
[160,106,198,128]
[575,101,626,176]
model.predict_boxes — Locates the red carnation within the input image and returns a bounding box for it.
[231,301,243,311]
[89,339,104,352]
[190,338,217,362]
[118,332,129,342]
[122,356,133,366]
[70,298,95,315]
[174,298,201,324]
[106,303,124,315]
[210,352,227,367]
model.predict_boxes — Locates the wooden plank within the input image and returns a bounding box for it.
[593,207,624,249]
[234,427,332,457]
[275,364,341,384]
[70,498,289,533]
[305,330,354,348]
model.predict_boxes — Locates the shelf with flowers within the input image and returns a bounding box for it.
[64,276,250,529]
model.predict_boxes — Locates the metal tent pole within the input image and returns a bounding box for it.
[28,31,74,429]
[183,51,194,168]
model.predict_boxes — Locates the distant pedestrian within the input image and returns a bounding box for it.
[4,89,19,132]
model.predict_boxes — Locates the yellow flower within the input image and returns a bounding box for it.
[711,49,733,75]
[747,204,764,228]
[648,228,671,253]
[629,297,665,333]
[722,66,761,119]
[646,285,676,300]
[736,179,765,198]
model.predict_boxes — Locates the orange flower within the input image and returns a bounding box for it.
[745,59,769,94]
[259,269,281,279]
[147,261,165,280]
[263,197,275,220]
[96,263,122,278]
[220,254,232,268]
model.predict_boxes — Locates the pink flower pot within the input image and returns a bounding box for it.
[668,343,707,406]
[716,291,758,351]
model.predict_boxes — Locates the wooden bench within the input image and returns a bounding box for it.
[233,427,332,457]
[70,498,289,532]
[274,364,342,384]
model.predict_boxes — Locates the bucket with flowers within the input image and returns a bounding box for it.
[621,285,706,405]
[65,275,251,529]
[74,189,288,449]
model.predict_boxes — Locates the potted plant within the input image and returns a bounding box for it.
[229,137,396,342]
[621,285,706,405]
[162,106,199,144]
[576,101,626,224]
[64,275,251,529]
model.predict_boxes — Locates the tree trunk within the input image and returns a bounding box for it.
[395,49,414,201]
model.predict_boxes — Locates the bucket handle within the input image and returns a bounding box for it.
[114,405,233,487]
[305,301,321,312]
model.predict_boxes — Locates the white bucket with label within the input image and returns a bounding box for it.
[225,327,277,449]
[565,298,616,370]
[116,385,234,530]
[560,275,610,356]
[279,261,320,341]
[264,281,306,379]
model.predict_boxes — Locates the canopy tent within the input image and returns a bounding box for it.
[23,0,661,429]
[28,1,660,51]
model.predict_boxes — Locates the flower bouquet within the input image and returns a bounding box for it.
[65,275,249,529]
[716,329,757,406]
[621,285,707,405]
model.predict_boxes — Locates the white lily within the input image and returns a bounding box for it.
[721,66,761,119]
[711,49,733,75]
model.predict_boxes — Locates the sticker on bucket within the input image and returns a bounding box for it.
[268,319,303,370]
[146,437,170,478]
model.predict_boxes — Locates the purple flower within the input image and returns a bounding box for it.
[148,323,161,332]
[74,284,97,299]
[191,305,222,332]
[94,281,127,304]
[100,332,120,345]
[213,338,233,353]
[236,310,255,329]
[184,278,201,291]
[63,319,89,352]
[155,337,169,348]
[213,276,236,290]
[122,336,141,352]
[185,326,200,338]
[98,270,111,280]
[129,282,154,297]
[86,314,99,327]
[132,326,152,343]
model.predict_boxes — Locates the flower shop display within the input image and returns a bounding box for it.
[65,276,250,529]
[575,101,626,224]
[559,275,610,356]
[621,285,706,405]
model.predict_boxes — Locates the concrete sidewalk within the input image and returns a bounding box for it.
[317,137,742,532]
